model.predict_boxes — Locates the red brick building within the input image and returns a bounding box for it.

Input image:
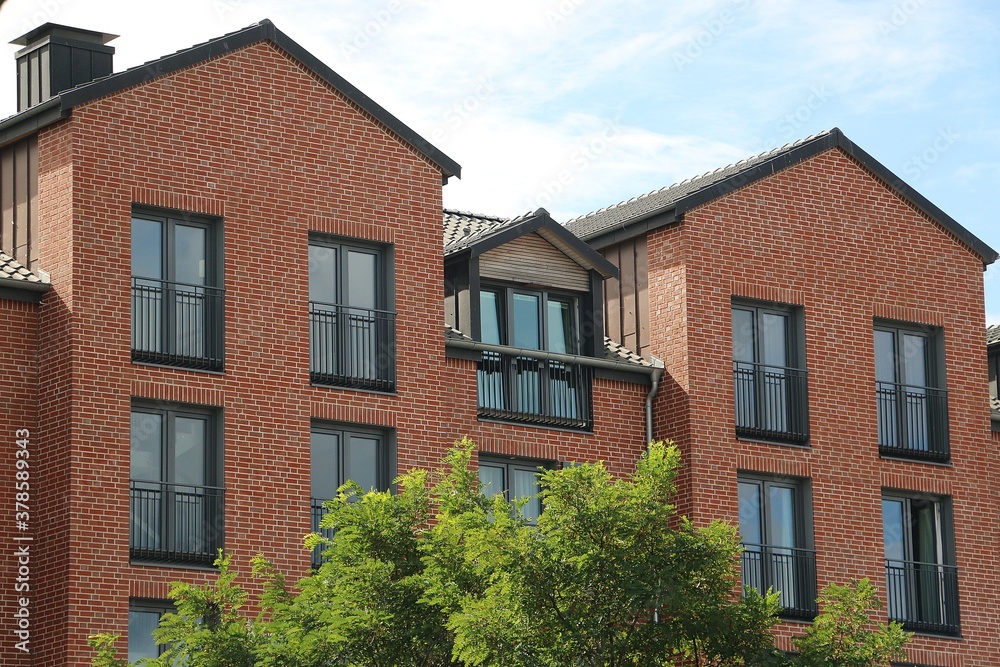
[0,19,996,667]
[568,130,1000,666]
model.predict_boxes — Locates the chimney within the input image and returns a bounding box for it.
[10,23,117,113]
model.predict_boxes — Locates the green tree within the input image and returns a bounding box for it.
[149,552,259,666]
[791,579,910,667]
[424,440,782,667]
[257,468,460,667]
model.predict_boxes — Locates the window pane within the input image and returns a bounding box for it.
[874,330,897,382]
[311,432,341,500]
[346,435,379,491]
[130,412,162,482]
[737,481,762,544]
[173,417,206,486]
[128,610,162,661]
[768,486,796,548]
[478,463,504,497]
[901,334,928,387]
[732,308,755,363]
[547,298,573,354]
[512,467,541,523]
[760,313,788,367]
[882,499,905,561]
[480,291,504,345]
[132,217,162,279]
[174,224,207,286]
[347,250,377,309]
[512,293,540,349]
[912,500,940,564]
[309,244,338,304]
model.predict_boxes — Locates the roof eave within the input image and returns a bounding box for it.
[0,277,50,303]
[0,98,67,149]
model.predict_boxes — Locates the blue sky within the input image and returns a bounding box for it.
[2,0,998,323]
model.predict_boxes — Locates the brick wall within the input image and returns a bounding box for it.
[648,146,998,665]
[0,298,38,667]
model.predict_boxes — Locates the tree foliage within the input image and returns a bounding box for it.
[792,579,910,667]
[91,439,909,667]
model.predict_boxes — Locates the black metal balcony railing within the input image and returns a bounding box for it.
[132,277,225,371]
[741,543,818,619]
[885,559,960,636]
[477,351,593,430]
[733,362,809,444]
[311,497,336,568]
[310,302,396,392]
[876,381,949,461]
[130,481,225,566]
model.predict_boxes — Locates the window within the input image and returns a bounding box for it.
[310,424,393,566]
[309,238,395,391]
[882,493,960,635]
[128,599,173,661]
[737,475,816,618]
[131,209,224,371]
[478,455,551,524]
[732,302,809,444]
[477,285,592,429]
[130,404,224,566]
[987,346,999,431]
[874,323,948,461]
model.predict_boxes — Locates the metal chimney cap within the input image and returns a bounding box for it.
[10,23,118,47]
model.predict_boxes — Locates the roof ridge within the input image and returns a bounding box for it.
[443,208,509,222]
[566,128,837,225]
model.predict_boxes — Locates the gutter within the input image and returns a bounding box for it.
[0,278,51,293]
[445,338,666,443]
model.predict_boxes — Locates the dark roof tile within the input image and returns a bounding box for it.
[0,252,44,284]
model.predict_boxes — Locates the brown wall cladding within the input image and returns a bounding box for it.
[0,136,39,272]
[18,41,648,665]
[647,146,998,664]
[0,298,38,667]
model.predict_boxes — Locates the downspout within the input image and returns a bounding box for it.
[645,357,664,445]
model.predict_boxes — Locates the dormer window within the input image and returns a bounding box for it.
[443,209,622,432]
[478,284,591,430]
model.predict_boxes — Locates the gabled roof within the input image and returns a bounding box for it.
[566,128,998,265]
[0,20,460,179]
[443,208,618,279]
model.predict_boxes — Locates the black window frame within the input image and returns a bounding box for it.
[731,300,809,445]
[480,283,581,354]
[128,598,175,661]
[476,283,593,430]
[881,491,960,636]
[308,235,396,392]
[310,422,395,567]
[130,207,225,372]
[477,454,554,525]
[737,473,817,619]
[129,402,225,567]
[874,321,949,461]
